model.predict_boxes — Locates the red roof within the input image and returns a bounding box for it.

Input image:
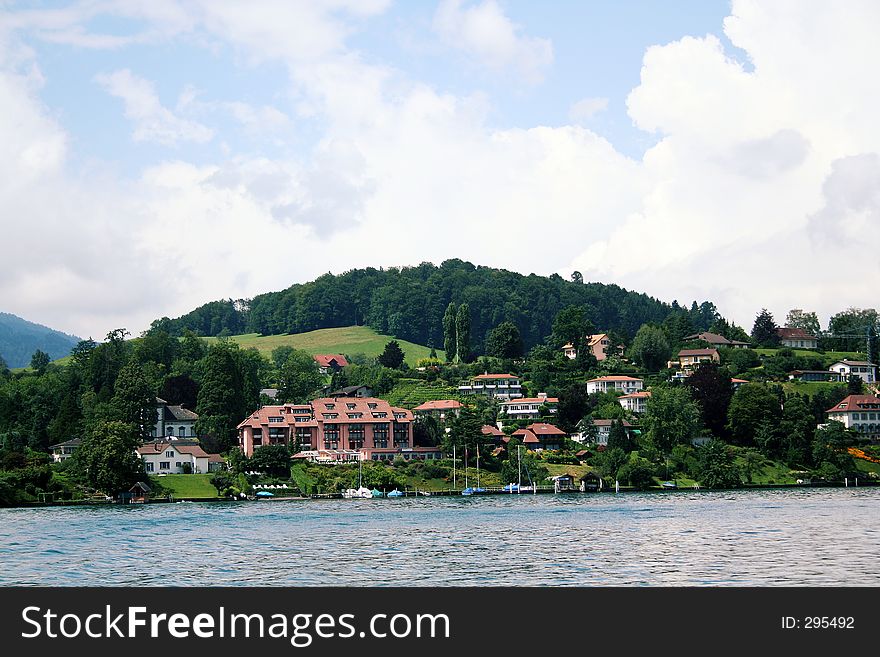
[678,349,719,357]
[525,423,566,436]
[777,327,817,340]
[500,397,559,405]
[481,424,504,436]
[237,398,412,429]
[313,354,349,368]
[826,395,880,413]
[413,400,463,411]
[473,373,519,380]
[619,391,651,399]
[512,429,541,444]
[587,375,643,382]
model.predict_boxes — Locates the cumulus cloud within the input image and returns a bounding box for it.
[433,0,553,83]
[95,69,214,145]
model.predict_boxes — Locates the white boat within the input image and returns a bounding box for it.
[342,457,372,498]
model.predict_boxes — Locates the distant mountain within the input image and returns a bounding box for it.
[0,312,81,369]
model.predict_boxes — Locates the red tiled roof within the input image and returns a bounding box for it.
[237,398,411,429]
[777,327,817,340]
[413,400,463,411]
[826,395,880,414]
[619,391,651,399]
[473,373,519,380]
[500,397,559,405]
[481,425,504,436]
[512,429,541,444]
[587,375,643,382]
[313,354,349,368]
[525,423,566,436]
[731,378,749,384]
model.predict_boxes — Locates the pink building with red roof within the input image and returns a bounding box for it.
[237,397,441,462]
[413,399,463,421]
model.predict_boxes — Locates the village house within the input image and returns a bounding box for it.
[328,384,373,398]
[618,391,651,413]
[561,333,620,361]
[826,394,880,438]
[412,399,463,422]
[788,370,844,383]
[511,423,567,451]
[776,327,819,350]
[499,393,558,420]
[313,354,349,375]
[482,424,506,445]
[676,349,720,377]
[457,373,523,400]
[573,419,633,446]
[683,331,750,349]
[49,438,81,463]
[828,360,877,383]
[137,442,225,474]
[586,375,644,395]
[237,397,442,462]
[152,397,199,439]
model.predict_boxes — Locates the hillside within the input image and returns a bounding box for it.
[155,259,718,355]
[202,326,441,366]
[0,312,81,369]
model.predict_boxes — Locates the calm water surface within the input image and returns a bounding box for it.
[1,488,878,586]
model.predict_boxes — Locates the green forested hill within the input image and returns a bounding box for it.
[0,312,81,369]
[154,260,718,355]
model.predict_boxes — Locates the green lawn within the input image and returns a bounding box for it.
[782,381,847,398]
[150,474,219,499]
[755,348,865,367]
[203,326,441,366]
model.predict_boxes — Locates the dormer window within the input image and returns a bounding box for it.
[346,403,356,410]
[325,403,335,410]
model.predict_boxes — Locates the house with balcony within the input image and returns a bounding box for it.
[618,391,651,414]
[314,354,349,375]
[499,394,558,420]
[457,373,523,400]
[828,360,877,383]
[49,438,81,463]
[776,328,819,350]
[677,349,720,377]
[586,375,644,395]
[237,397,441,462]
[152,398,199,440]
[826,395,880,438]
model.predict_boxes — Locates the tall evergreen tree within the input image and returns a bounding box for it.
[751,309,781,347]
[443,302,457,363]
[485,322,524,359]
[112,360,158,441]
[30,350,51,375]
[455,303,471,363]
[377,340,406,369]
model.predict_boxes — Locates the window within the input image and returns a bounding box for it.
[373,424,389,448]
[323,413,338,419]
[269,417,283,423]
[159,462,170,470]
[166,426,174,436]
[324,424,340,449]
[145,461,154,472]
[165,450,175,458]
[175,462,182,468]
[325,403,335,410]
[346,403,356,410]
[368,403,377,409]
[179,426,186,437]
[347,413,363,419]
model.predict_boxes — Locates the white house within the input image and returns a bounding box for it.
[49,438,81,463]
[153,398,199,439]
[825,395,880,438]
[499,394,558,420]
[828,360,877,384]
[777,328,819,350]
[137,442,225,474]
[618,391,651,414]
[586,376,644,395]
[573,419,633,446]
[457,373,523,400]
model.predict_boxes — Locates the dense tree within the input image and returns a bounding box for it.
[556,382,592,433]
[444,406,491,459]
[442,302,457,363]
[685,363,734,438]
[708,316,751,343]
[75,420,145,495]
[112,361,158,441]
[718,348,760,376]
[249,444,292,477]
[726,383,781,446]
[642,386,702,453]
[785,309,820,336]
[455,303,471,363]
[277,349,323,404]
[551,306,594,349]
[627,324,671,372]
[750,309,781,348]
[594,447,628,481]
[570,271,583,284]
[618,460,655,489]
[695,440,741,488]
[606,420,635,452]
[827,307,877,352]
[30,350,51,375]
[485,322,524,359]
[846,375,864,395]
[777,395,816,466]
[377,340,406,369]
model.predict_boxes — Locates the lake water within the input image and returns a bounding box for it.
[1,488,878,586]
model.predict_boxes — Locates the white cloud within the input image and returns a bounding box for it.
[433,0,553,83]
[568,97,609,124]
[95,69,214,145]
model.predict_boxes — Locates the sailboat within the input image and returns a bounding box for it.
[462,444,486,496]
[342,457,372,499]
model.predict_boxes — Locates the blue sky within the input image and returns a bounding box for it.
[1,1,878,339]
